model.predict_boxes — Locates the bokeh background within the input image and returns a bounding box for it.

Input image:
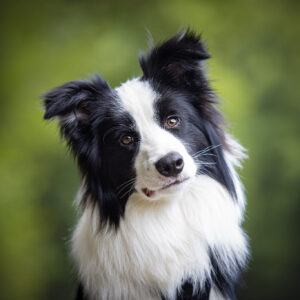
[0,0,299,299]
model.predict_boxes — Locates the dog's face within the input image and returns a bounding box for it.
[44,31,235,227]
[116,79,198,201]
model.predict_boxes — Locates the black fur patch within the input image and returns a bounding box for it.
[75,283,87,300]
[140,30,210,91]
[161,279,211,300]
[43,75,139,227]
[208,247,245,300]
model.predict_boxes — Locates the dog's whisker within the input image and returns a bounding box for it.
[119,180,137,199]
[116,182,136,196]
[199,162,216,166]
[192,148,218,158]
[119,188,131,199]
[120,184,136,199]
[192,144,221,158]
[116,181,135,193]
[116,178,136,191]
[192,153,217,159]
[116,181,136,195]
[194,160,217,168]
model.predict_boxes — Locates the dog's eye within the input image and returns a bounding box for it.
[166,116,180,128]
[121,135,134,145]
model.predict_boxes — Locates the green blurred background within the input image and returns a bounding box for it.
[0,0,299,299]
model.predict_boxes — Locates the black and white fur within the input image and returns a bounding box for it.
[43,31,248,300]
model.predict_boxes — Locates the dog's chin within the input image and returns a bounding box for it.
[139,177,191,201]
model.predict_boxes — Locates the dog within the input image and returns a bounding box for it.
[43,30,249,300]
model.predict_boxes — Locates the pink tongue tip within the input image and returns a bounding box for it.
[142,188,155,198]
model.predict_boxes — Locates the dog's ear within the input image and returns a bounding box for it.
[43,75,112,151]
[43,75,110,122]
[139,30,210,89]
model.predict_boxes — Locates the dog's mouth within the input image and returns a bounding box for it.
[141,178,189,198]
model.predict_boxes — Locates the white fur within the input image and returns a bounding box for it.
[71,79,248,300]
[223,133,248,222]
[72,174,247,300]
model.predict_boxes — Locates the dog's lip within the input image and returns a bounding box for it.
[160,177,189,190]
[141,177,190,198]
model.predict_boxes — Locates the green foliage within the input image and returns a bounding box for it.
[0,0,299,299]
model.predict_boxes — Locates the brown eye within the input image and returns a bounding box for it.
[121,135,134,145]
[166,116,180,128]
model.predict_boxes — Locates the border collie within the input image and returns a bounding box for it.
[43,30,248,300]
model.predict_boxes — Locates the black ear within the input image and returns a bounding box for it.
[139,29,210,89]
[43,75,110,121]
[43,75,112,151]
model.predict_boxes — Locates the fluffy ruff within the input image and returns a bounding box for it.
[43,30,249,300]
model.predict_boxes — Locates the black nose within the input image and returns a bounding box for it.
[155,151,184,177]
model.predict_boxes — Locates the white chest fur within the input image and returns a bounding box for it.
[71,175,247,300]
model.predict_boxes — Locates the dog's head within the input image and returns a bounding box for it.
[43,30,236,227]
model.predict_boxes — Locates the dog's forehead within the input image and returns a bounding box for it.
[115,78,158,128]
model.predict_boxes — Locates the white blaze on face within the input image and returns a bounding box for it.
[116,78,197,200]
